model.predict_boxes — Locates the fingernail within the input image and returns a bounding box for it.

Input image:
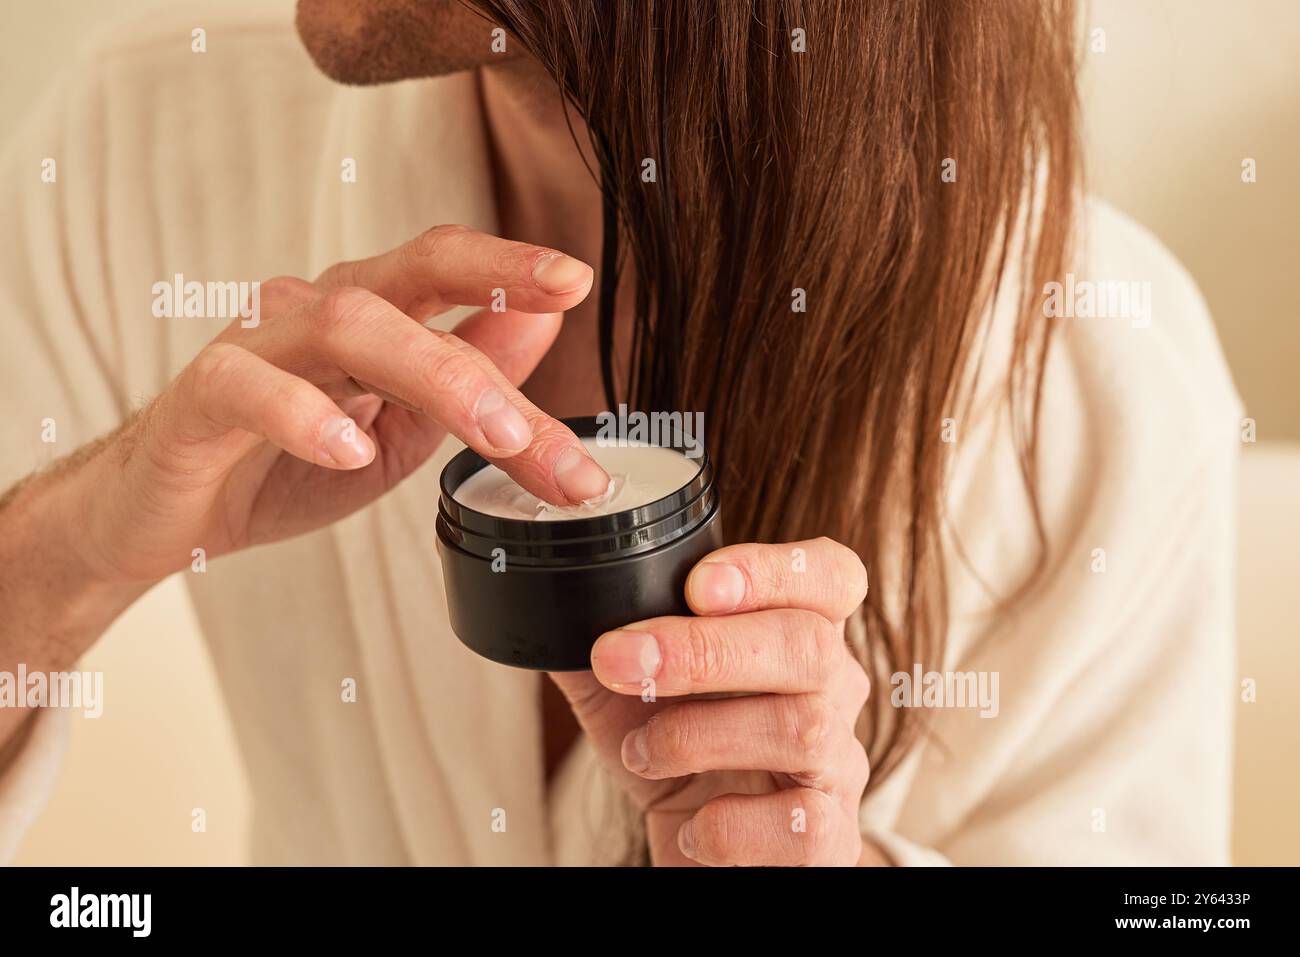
[321,416,375,468]
[475,389,532,453]
[532,252,592,294]
[623,726,650,774]
[553,446,612,504]
[688,562,746,613]
[678,820,698,860]
[591,629,661,688]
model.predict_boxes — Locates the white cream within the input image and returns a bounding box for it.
[454,438,701,521]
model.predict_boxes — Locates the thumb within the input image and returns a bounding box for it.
[450,308,563,387]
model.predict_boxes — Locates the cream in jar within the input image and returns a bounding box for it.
[452,438,701,520]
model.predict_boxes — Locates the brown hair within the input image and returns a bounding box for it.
[471,0,1079,787]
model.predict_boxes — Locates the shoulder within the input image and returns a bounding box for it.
[52,1,338,156]
[1036,197,1244,517]
[37,1,486,264]
[1064,197,1243,436]
[17,1,343,250]
[0,3,339,399]
[946,197,1243,617]
[71,1,307,80]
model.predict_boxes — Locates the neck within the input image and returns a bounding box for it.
[476,60,622,416]
[478,61,604,274]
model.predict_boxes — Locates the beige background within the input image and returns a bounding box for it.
[1078,0,1300,442]
[5,1,1298,866]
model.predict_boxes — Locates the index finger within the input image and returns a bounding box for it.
[315,224,594,317]
[299,286,610,506]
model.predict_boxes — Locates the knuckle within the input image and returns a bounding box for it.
[814,537,868,611]
[680,618,732,688]
[795,790,837,842]
[313,260,354,290]
[412,340,482,406]
[189,343,246,404]
[695,801,745,859]
[812,615,844,676]
[407,223,471,264]
[316,285,380,331]
[528,418,580,462]
[780,790,832,868]
[784,610,841,683]
[645,710,693,768]
[259,274,314,305]
[492,241,534,282]
[743,546,786,606]
[789,693,837,764]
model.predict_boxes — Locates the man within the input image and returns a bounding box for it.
[0,0,1239,867]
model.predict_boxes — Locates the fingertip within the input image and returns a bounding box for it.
[553,445,612,505]
[621,726,651,775]
[531,252,594,296]
[677,819,700,861]
[320,415,376,469]
[590,627,661,692]
[686,561,747,614]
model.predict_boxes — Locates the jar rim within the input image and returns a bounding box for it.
[437,415,717,564]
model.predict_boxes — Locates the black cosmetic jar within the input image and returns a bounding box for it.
[436,416,723,671]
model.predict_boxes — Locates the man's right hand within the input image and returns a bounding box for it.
[65,224,607,586]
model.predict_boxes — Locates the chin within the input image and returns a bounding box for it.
[295,0,512,85]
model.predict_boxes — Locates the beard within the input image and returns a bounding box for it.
[295,0,520,85]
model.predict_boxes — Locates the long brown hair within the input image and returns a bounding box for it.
[472,0,1079,787]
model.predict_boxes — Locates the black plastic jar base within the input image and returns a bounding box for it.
[438,506,723,671]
